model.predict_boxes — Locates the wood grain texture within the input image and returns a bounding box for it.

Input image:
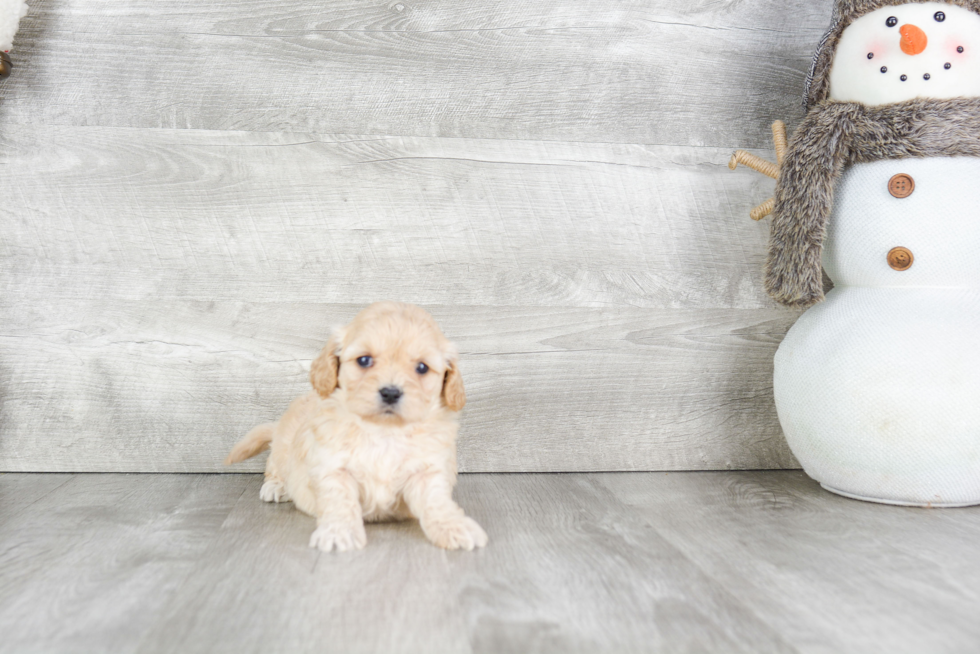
[600,471,980,654]
[0,472,74,524]
[2,0,831,146]
[0,473,252,654]
[0,123,799,473]
[4,472,980,653]
[0,300,799,473]
[0,0,826,472]
[135,473,795,653]
[0,125,779,308]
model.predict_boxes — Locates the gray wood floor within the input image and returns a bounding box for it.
[2,471,978,653]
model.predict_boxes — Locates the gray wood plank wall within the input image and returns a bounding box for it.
[0,0,831,472]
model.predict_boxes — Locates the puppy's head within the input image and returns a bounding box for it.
[309,302,465,424]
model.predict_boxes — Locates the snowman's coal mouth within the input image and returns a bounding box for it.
[891,64,952,82]
[898,71,943,81]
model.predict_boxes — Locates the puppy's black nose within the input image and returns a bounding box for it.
[379,386,403,405]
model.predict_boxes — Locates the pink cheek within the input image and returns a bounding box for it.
[944,36,969,57]
[864,39,889,62]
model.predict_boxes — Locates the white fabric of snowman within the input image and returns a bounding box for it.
[754,0,980,506]
[0,0,28,78]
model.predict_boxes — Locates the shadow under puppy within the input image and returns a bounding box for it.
[226,302,487,552]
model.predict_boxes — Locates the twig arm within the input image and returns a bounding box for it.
[728,150,779,180]
[750,197,775,221]
[729,119,787,220]
[772,121,788,164]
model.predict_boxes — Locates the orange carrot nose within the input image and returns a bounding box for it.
[900,24,928,55]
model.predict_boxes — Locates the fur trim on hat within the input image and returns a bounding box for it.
[804,0,980,109]
[767,96,980,307]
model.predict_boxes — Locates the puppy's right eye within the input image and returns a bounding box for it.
[357,356,374,368]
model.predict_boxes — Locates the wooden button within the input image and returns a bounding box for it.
[887,247,914,271]
[888,173,915,198]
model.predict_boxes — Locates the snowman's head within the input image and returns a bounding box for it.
[831,3,980,103]
[805,1,980,108]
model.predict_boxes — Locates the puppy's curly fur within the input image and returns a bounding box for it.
[768,97,980,307]
[226,302,487,552]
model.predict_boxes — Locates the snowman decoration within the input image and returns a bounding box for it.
[733,0,980,506]
[0,0,28,78]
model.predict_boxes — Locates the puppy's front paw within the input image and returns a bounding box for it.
[309,522,367,552]
[425,516,488,551]
[260,479,290,503]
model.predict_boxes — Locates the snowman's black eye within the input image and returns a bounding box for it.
[945,62,952,69]
[881,66,888,73]
[924,73,931,80]
[958,46,965,53]
[868,52,874,59]
[935,11,946,22]
[887,16,898,27]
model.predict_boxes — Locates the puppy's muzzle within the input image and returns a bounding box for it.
[379,386,403,406]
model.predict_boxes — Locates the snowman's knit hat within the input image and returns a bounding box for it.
[804,0,980,109]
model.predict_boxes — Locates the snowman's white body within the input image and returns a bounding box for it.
[775,157,980,505]
[0,0,29,52]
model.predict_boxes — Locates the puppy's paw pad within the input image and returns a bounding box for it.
[260,479,289,503]
[309,523,367,552]
[428,516,488,551]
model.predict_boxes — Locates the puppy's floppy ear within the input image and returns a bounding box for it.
[310,329,344,398]
[442,347,466,411]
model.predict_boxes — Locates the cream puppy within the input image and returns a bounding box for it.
[226,302,487,552]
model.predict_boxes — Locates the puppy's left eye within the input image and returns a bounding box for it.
[357,356,374,368]
[415,362,429,375]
